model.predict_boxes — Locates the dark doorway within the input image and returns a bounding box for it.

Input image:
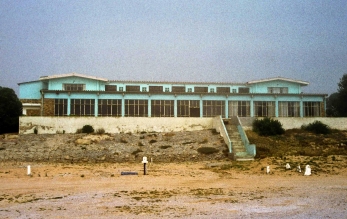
[190,108,200,117]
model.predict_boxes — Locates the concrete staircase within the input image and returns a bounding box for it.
[224,120,254,161]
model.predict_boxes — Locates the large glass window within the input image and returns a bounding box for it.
[126,85,140,92]
[228,101,250,117]
[54,99,68,116]
[194,87,208,93]
[217,87,230,93]
[70,99,95,116]
[149,86,163,92]
[124,99,148,117]
[177,100,200,117]
[203,100,225,117]
[268,87,288,94]
[279,101,300,117]
[151,100,174,117]
[64,84,85,91]
[172,86,185,92]
[304,102,321,117]
[253,101,275,117]
[105,85,117,91]
[98,99,122,116]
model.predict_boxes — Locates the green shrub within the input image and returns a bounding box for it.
[96,128,105,134]
[197,147,219,155]
[252,117,285,136]
[81,125,94,134]
[301,120,331,134]
[34,127,38,134]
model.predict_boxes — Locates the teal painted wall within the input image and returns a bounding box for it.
[19,81,43,99]
[250,80,302,93]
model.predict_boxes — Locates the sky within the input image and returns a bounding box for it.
[1,0,346,95]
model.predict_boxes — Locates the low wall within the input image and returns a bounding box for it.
[239,117,347,130]
[19,117,214,134]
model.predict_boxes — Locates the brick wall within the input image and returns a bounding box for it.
[43,99,55,116]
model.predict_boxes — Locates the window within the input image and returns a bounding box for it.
[126,85,140,92]
[194,87,208,93]
[124,99,148,117]
[70,99,95,116]
[187,88,193,92]
[203,100,225,117]
[217,87,230,93]
[165,88,170,92]
[64,84,85,91]
[119,87,124,92]
[172,86,185,92]
[228,101,250,117]
[149,86,163,92]
[177,100,200,117]
[105,85,117,91]
[232,89,237,93]
[54,99,68,116]
[253,101,275,117]
[142,87,147,92]
[151,100,174,117]
[304,102,321,117]
[98,99,122,116]
[239,87,250,93]
[268,87,288,94]
[279,101,300,117]
[210,88,215,93]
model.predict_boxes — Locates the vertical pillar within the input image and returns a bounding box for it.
[275,97,279,117]
[200,99,203,118]
[148,99,151,117]
[174,98,177,117]
[67,96,71,115]
[94,96,98,117]
[225,99,228,118]
[300,98,304,117]
[121,95,125,117]
[250,99,254,117]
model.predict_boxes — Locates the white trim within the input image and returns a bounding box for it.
[247,77,309,86]
[39,72,108,82]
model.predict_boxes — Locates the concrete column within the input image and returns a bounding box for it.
[67,97,71,115]
[250,99,254,117]
[225,99,229,118]
[300,99,304,117]
[200,99,203,118]
[174,98,177,117]
[94,97,98,117]
[275,98,279,117]
[121,97,125,117]
[148,99,151,117]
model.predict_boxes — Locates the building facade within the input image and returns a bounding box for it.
[18,73,327,118]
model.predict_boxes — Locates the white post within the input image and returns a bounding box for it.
[304,165,311,176]
[266,166,270,174]
[27,165,31,176]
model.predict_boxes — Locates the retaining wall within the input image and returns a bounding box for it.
[19,117,214,134]
[239,117,347,130]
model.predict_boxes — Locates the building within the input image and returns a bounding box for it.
[18,73,327,118]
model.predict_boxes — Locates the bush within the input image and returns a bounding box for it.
[81,125,94,134]
[197,147,219,155]
[96,128,105,134]
[252,117,285,136]
[301,120,331,134]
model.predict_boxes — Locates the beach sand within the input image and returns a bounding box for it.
[1,160,346,218]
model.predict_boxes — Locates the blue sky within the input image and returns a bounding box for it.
[1,0,346,95]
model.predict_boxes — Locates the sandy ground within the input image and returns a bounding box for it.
[1,160,347,219]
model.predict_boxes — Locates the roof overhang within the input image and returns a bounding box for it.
[39,73,108,82]
[247,77,309,86]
